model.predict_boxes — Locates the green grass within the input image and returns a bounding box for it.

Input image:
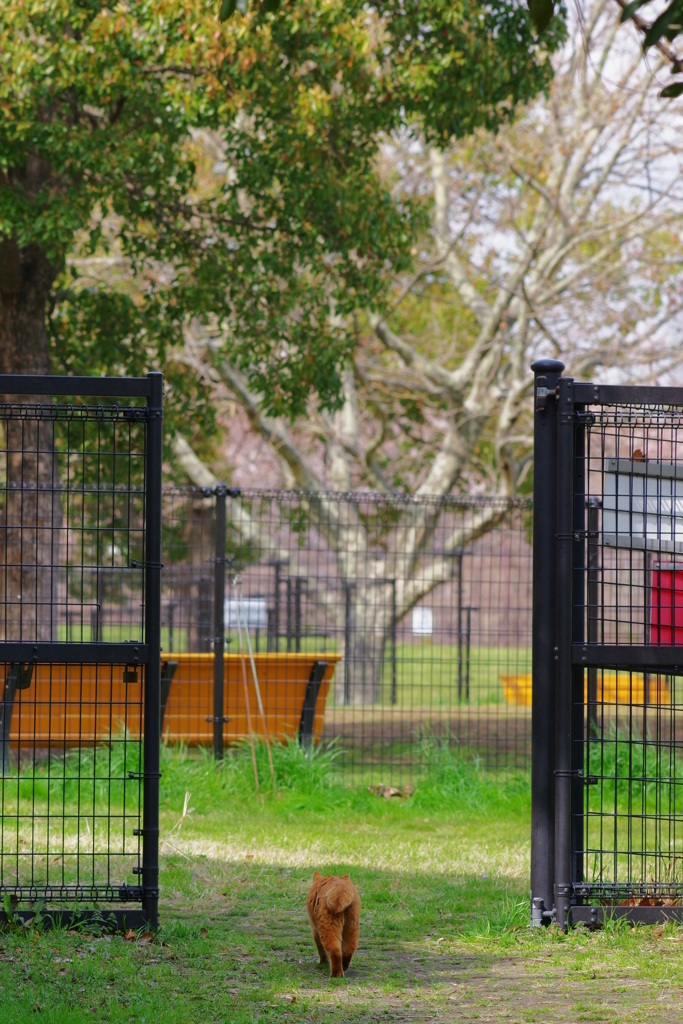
[3,741,683,1023]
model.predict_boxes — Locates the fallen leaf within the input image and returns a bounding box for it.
[653,925,665,939]
[200,928,208,938]
[280,994,296,1004]
[124,929,136,941]
[139,932,153,944]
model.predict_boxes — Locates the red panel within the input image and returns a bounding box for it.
[651,565,683,645]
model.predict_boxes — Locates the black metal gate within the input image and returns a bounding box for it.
[531,359,683,928]
[0,373,162,930]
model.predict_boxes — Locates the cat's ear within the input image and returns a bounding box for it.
[313,871,322,881]
[342,874,350,880]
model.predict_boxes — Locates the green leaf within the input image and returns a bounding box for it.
[527,0,555,35]
[619,0,650,22]
[660,79,683,97]
[3,892,14,923]
[644,0,683,49]
[219,0,236,21]
[261,0,281,12]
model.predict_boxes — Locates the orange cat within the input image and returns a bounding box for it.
[306,871,360,978]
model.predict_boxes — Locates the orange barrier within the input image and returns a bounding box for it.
[5,662,144,747]
[161,652,341,746]
[501,672,671,708]
[2,653,340,749]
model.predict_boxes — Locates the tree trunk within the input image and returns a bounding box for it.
[0,240,61,641]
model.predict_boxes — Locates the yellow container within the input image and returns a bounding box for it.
[501,672,670,708]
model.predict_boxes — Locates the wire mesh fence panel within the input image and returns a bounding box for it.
[0,376,162,927]
[578,401,683,908]
[529,371,683,929]
[159,489,534,780]
[217,490,534,781]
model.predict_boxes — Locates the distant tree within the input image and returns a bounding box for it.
[1,0,562,431]
[176,0,683,701]
[528,0,683,98]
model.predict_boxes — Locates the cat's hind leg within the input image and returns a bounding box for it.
[328,945,344,978]
[312,929,327,965]
[342,903,359,972]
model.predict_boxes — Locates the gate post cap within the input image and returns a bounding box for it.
[531,358,565,374]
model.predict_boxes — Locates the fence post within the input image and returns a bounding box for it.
[465,606,471,702]
[457,550,463,700]
[143,371,163,931]
[571,408,586,899]
[294,577,303,653]
[587,499,600,739]
[273,560,281,652]
[213,485,227,759]
[390,579,397,705]
[344,582,353,706]
[286,577,293,652]
[554,374,575,931]
[530,357,564,927]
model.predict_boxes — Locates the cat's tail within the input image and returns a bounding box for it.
[325,880,355,914]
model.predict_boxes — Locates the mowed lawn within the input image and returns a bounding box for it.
[0,741,681,1024]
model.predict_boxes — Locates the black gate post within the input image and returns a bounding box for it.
[142,371,163,931]
[554,374,575,931]
[530,357,564,927]
[586,498,600,740]
[213,485,227,759]
[571,405,586,906]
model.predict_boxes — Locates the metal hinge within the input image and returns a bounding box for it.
[561,410,596,425]
[536,377,556,412]
[118,885,144,901]
[122,408,148,422]
[205,716,230,723]
[554,769,598,785]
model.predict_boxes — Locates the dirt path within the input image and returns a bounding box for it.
[183,896,681,1024]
